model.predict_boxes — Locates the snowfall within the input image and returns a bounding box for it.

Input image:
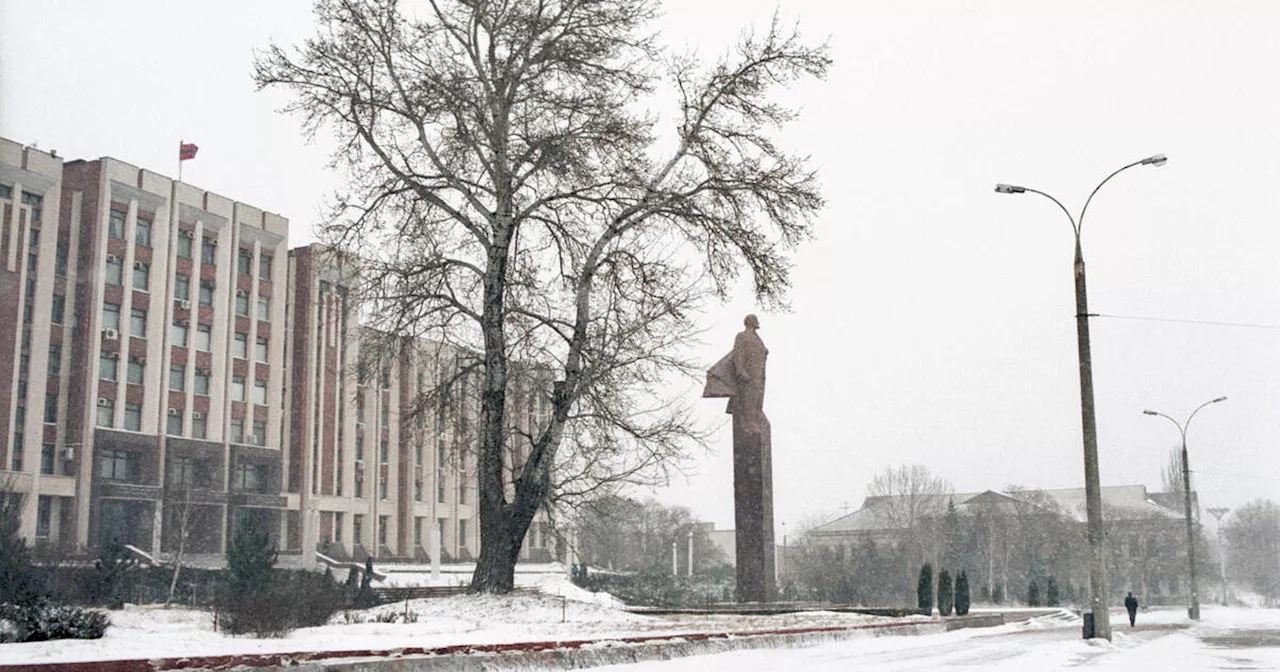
[1,564,1277,670]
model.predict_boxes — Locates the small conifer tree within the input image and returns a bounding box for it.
[938,569,954,616]
[1046,576,1060,607]
[955,571,971,616]
[1028,579,1041,607]
[917,563,934,612]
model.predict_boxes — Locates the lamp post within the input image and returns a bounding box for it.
[995,153,1167,641]
[1143,396,1227,621]
[1207,506,1230,606]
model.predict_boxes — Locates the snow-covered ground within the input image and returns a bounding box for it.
[0,568,892,666]
[4,563,1278,672]
[582,605,1280,671]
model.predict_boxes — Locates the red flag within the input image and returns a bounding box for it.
[179,143,199,161]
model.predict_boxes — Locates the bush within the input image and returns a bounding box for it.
[219,569,343,637]
[1027,580,1041,607]
[1046,576,1059,607]
[0,486,45,607]
[955,571,970,616]
[917,563,933,612]
[579,572,734,607]
[91,538,139,609]
[937,569,953,616]
[0,603,109,642]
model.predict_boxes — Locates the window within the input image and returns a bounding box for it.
[355,434,364,461]
[198,281,214,307]
[105,256,123,286]
[235,291,249,316]
[51,294,64,324]
[379,476,387,500]
[166,410,182,436]
[458,519,468,547]
[354,473,364,498]
[381,404,389,428]
[170,321,188,347]
[252,379,267,405]
[108,209,126,239]
[237,248,253,276]
[177,231,193,258]
[414,478,423,502]
[124,402,142,431]
[35,496,51,539]
[169,364,185,391]
[201,237,217,265]
[55,244,68,276]
[27,251,36,273]
[99,351,118,381]
[257,296,270,321]
[459,481,467,505]
[353,515,364,545]
[96,399,114,427]
[40,444,54,475]
[230,418,244,443]
[252,421,266,446]
[194,369,210,396]
[14,406,23,427]
[174,274,190,300]
[334,513,344,543]
[254,336,268,362]
[437,476,446,504]
[25,277,35,298]
[127,356,144,385]
[195,324,212,351]
[380,439,388,463]
[233,333,248,359]
[130,308,147,335]
[133,261,150,290]
[0,183,10,198]
[259,254,272,278]
[10,435,21,471]
[192,413,207,439]
[378,516,388,545]
[234,462,265,492]
[102,303,120,330]
[231,376,246,402]
[43,393,57,424]
[135,217,152,247]
[171,456,195,488]
[21,191,42,224]
[48,344,61,376]
[414,517,423,546]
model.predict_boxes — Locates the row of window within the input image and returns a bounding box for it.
[107,208,274,277]
[324,515,469,551]
[93,398,269,445]
[101,303,271,360]
[99,450,268,493]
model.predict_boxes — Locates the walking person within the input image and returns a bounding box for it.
[1124,592,1139,627]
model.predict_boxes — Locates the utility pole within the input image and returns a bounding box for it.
[995,152,1167,641]
[1207,507,1230,606]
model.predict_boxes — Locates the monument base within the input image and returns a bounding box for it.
[733,412,775,603]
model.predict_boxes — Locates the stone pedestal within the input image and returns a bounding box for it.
[732,412,775,602]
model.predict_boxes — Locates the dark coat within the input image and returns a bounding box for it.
[1124,595,1139,612]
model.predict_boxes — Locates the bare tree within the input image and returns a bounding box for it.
[1161,447,1184,495]
[864,464,951,598]
[256,0,829,592]
[164,486,196,607]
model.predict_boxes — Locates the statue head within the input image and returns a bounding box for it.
[744,314,760,330]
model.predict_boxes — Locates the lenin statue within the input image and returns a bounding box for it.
[703,314,776,602]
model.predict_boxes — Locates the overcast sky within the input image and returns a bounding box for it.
[4,0,1280,534]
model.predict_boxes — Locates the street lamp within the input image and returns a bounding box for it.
[995,153,1167,641]
[1143,396,1227,621]
[1207,506,1230,606]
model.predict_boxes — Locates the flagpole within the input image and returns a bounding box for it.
[178,139,184,183]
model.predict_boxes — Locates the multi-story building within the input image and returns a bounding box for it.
[285,244,557,563]
[1,137,561,567]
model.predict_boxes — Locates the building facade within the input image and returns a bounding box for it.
[0,138,556,566]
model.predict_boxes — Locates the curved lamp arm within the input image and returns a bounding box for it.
[1079,154,1168,236]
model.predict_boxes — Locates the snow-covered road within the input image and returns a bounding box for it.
[583,607,1280,671]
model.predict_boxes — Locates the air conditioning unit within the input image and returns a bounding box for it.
[107,351,120,360]
[167,408,181,417]
[62,446,74,461]
[237,289,248,297]
[106,254,119,264]
[192,411,205,420]
[96,397,110,407]
[178,299,191,310]
[133,260,146,270]
[102,327,119,340]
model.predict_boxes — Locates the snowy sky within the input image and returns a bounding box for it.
[4,0,1280,533]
